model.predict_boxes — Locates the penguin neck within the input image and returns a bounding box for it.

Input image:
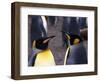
[41,48,50,51]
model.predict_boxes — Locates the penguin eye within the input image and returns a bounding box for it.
[73,38,80,44]
[43,39,49,44]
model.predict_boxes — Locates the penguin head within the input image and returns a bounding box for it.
[61,31,82,45]
[68,34,82,45]
[32,36,55,50]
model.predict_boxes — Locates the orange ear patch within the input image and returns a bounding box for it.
[73,38,80,44]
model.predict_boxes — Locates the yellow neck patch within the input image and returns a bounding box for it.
[34,49,55,66]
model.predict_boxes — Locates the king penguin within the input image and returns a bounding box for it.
[61,31,85,65]
[29,36,56,66]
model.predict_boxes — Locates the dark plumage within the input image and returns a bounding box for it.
[61,31,83,45]
[33,36,55,50]
[68,34,82,45]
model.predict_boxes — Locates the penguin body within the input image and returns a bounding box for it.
[67,42,87,64]
[62,31,87,65]
[29,36,56,66]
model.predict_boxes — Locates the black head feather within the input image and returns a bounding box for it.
[33,36,55,50]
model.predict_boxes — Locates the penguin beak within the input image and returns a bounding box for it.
[43,36,55,44]
[47,36,55,39]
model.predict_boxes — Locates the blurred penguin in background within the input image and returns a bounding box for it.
[78,17,88,41]
[30,16,47,44]
[48,16,57,26]
[28,15,48,66]
[62,17,80,47]
[78,17,88,29]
